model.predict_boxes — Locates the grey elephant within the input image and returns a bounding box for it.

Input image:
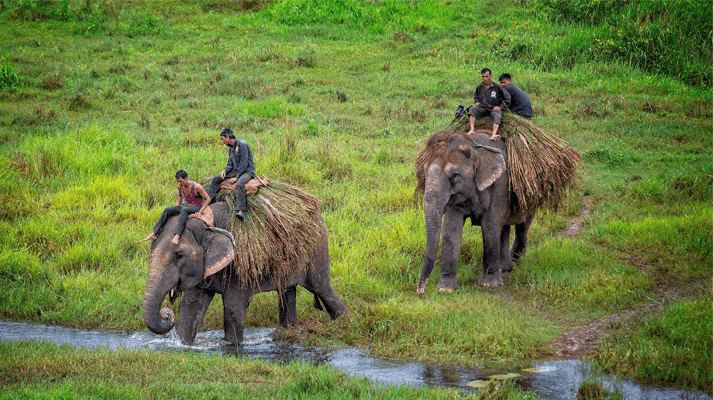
[142,201,347,345]
[416,130,535,293]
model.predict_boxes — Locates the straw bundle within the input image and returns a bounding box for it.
[204,179,325,291]
[416,114,581,213]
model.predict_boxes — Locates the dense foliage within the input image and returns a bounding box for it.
[539,0,713,86]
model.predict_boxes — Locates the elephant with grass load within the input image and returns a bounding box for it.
[415,130,536,293]
[142,201,347,345]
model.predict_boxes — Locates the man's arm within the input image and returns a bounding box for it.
[473,85,482,105]
[501,85,512,108]
[176,187,184,206]
[194,184,211,216]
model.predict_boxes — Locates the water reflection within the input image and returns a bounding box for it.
[1,321,710,400]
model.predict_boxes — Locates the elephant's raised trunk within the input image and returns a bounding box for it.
[142,255,179,334]
[417,164,450,295]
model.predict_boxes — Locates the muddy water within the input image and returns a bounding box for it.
[1,321,710,400]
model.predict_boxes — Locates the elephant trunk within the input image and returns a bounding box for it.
[417,164,450,295]
[142,256,178,334]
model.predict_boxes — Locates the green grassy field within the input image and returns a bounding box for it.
[1,0,711,398]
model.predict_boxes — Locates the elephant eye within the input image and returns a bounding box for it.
[450,173,461,183]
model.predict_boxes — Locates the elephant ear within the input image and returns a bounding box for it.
[473,145,506,192]
[203,227,236,278]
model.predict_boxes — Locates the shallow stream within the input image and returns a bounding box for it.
[1,321,710,400]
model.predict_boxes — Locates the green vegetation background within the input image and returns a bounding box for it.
[1,0,711,398]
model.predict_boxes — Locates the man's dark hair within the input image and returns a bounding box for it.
[499,73,512,82]
[481,68,492,76]
[220,128,235,139]
[175,170,188,179]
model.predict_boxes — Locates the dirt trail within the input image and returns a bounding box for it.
[547,197,658,358]
[562,197,593,237]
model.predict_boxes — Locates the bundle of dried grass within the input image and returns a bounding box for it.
[415,114,581,213]
[204,179,325,291]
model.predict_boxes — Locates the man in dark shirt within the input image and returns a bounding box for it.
[206,128,256,220]
[468,68,511,141]
[499,73,533,119]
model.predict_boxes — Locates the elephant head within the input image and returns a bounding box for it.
[417,132,506,294]
[142,217,235,335]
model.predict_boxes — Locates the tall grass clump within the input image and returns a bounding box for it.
[539,0,713,86]
[0,63,20,91]
[0,162,35,220]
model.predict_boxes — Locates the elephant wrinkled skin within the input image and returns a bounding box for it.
[417,131,535,293]
[142,202,347,345]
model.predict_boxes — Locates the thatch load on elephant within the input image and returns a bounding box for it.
[201,177,325,290]
[416,114,581,213]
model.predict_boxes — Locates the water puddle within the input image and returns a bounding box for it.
[1,321,710,400]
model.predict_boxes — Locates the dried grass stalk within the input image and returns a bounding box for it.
[415,114,581,213]
[203,180,324,291]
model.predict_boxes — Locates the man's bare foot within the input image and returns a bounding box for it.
[143,232,158,241]
[490,134,501,141]
[171,234,180,244]
[467,130,475,135]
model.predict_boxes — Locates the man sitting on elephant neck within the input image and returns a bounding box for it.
[467,68,512,141]
[143,170,211,244]
[205,127,256,220]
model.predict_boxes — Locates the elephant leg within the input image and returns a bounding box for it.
[437,210,466,292]
[278,285,298,327]
[176,288,215,345]
[511,213,534,263]
[304,235,347,320]
[221,290,252,344]
[478,220,503,287]
[500,224,513,272]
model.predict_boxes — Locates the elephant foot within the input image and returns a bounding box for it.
[478,272,503,287]
[501,262,515,273]
[436,278,458,292]
[416,278,429,295]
